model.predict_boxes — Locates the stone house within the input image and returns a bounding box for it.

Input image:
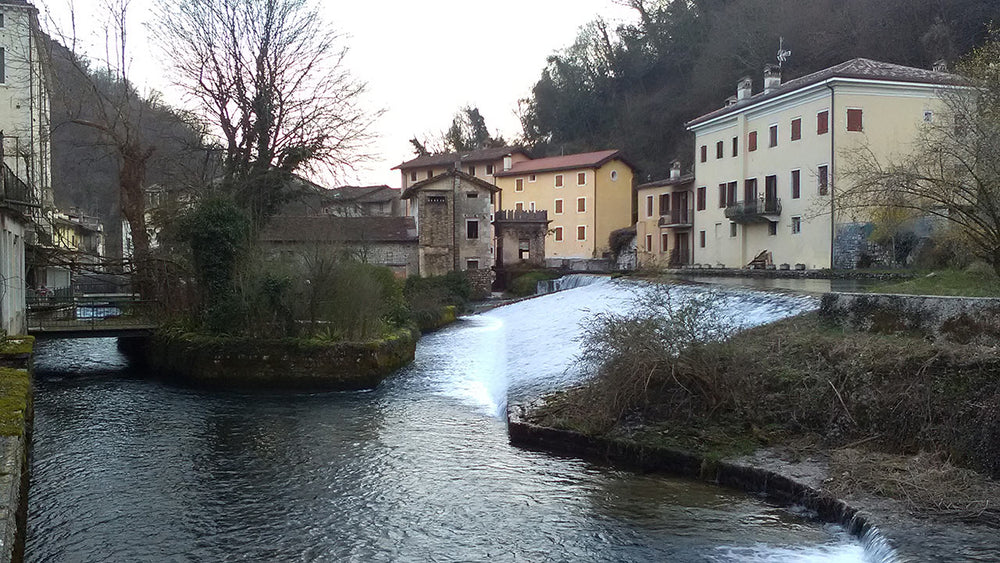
[393,146,530,195]
[685,58,965,270]
[259,215,418,278]
[401,169,497,277]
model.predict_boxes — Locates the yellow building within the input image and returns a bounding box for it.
[635,162,694,268]
[686,59,964,270]
[494,150,634,260]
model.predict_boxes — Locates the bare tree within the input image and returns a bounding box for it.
[151,0,378,228]
[839,36,1000,274]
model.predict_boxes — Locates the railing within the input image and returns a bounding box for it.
[494,209,549,222]
[724,197,781,223]
[658,206,694,228]
[0,163,39,213]
[27,292,161,335]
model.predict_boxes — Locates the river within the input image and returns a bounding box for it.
[27,278,882,562]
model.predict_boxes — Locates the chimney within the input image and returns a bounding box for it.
[670,161,681,179]
[737,76,752,101]
[503,155,512,171]
[933,59,948,73]
[763,64,781,93]
[725,95,738,107]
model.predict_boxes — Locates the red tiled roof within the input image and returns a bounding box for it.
[494,150,629,177]
[687,58,967,128]
[400,169,500,199]
[260,216,417,244]
[393,146,528,170]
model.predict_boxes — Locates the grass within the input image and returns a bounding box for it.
[867,268,1000,297]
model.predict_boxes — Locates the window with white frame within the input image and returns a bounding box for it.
[554,199,563,214]
[554,227,563,241]
[555,174,564,188]
[577,225,586,240]
[577,197,586,213]
[577,172,586,185]
[792,216,802,234]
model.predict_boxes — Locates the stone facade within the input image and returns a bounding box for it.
[494,210,549,269]
[402,169,497,277]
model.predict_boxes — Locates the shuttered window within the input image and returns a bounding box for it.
[791,118,801,141]
[847,109,863,132]
[748,131,757,152]
[817,111,829,135]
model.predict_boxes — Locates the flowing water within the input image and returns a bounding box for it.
[26,278,887,562]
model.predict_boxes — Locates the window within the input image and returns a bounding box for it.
[426,170,433,179]
[555,199,564,214]
[610,170,619,181]
[468,165,476,175]
[700,145,707,162]
[466,219,479,239]
[791,169,801,199]
[577,197,586,212]
[466,259,479,270]
[515,178,524,191]
[466,192,479,198]
[923,110,934,123]
[727,181,737,206]
[768,124,778,147]
[554,227,563,241]
[768,222,777,236]
[716,141,724,159]
[847,108,863,132]
[577,226,586,241]
[718,184,726,208]
[427,195,446,204]
[529,202,536,211]
[765,175,777,202]
[699,230,706,248]
[0,47,4,84]
[515,202,524,211]
[529,174,537,182]
[792,216,802,234]
[577,172,586,185]
[646,195,654,217]
[555,174,564,187]
[410,171,417,182]
[817,110,829,135]
[744,178,758,202]
[486,164,494,175]
[730,222,737,237]
[0,14,5,28]
[748,131,758,152]
[732,137,739,157]
[696,187,706,211]
[645,234,653,252]
[818,165,829,194]
[791,118,801,141]
[661,233,669,252]
[659,193,670,215]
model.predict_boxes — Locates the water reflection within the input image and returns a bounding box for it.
[27,280,872,562]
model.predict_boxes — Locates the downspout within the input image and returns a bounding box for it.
[592,167,598,259]
[826,81,836,270]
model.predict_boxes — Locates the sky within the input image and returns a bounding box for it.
[34,0,638,189]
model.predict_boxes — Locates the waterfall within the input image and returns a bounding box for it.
[535,273,609,295]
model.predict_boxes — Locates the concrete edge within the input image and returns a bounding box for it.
[506,402,898,561]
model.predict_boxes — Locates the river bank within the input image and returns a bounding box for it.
[512,303,1000,559]
[0,337,33,563]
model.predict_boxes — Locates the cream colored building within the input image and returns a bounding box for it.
[636,162,694,268]
[686,59,964,270]
[494,150,634,260]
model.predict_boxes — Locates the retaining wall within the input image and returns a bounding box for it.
[820,292,1000,343]
[0,337,33,563]
[147,328,418,390]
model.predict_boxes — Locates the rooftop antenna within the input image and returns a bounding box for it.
[777,37,792,68]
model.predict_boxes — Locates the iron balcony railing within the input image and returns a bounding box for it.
[658,205,694,228]
[0,163,39,212]
[724,197,781,223]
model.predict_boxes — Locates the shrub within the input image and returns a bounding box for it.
[508,270,559,296]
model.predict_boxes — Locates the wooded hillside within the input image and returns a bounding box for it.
[519,0,999,181]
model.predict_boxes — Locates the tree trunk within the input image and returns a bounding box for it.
[119,142,155,295]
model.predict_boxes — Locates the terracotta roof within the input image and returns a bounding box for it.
[687,58,967,128]
[393,146,528,170]
[494,149,632,177]
[260,216,417,244]
[400,169,501,199]
[637,174,695,190]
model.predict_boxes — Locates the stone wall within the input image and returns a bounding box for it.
[820,292,1000,343]
[0,337,33,563]
[147,329,418,390]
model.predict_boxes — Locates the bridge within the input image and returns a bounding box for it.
[27,291,161,339]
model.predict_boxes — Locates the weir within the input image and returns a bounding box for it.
[26,278,903,562]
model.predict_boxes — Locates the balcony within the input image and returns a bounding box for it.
[657,206,694,228]
[0,163,39,216]
[724,197,781,224]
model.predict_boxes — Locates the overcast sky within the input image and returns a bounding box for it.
[35,0,638,188]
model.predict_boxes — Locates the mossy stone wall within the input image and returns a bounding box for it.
[0,337,33,563]
[821,292,1000,343]
[147,329,418,390]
